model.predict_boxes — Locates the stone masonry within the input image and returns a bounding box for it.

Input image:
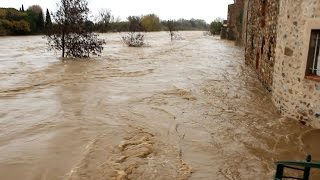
[226,0,320,127]
[272,0,320,127]
[244,0,279,91]
[223,0,244,44]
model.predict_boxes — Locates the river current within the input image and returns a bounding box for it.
[0,32,319,179]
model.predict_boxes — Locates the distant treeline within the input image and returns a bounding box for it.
[103,15,209,33]
[0,5,48,35]
[0,5,212,36]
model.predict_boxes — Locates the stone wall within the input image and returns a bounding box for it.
[241,0,249,46]
[227,4,235,27]
[225,0,244,43]
[227,4,236,40]
[220,26,228,39]
[244,0,279,91]
[226,0,320,127]
[272,0,320,127]
[233,0,245,45]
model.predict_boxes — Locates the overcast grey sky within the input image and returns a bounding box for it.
[0,0,233,23]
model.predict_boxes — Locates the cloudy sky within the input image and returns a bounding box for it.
[0,0,233,23]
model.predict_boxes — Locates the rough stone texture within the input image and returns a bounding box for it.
[225,0,244,43]
[272,0,320,127]
[220,26,228,39]
[226,4,236,40]
[284,47,294,57]
[244,0,280,91]
[241,0,249,46]
[227,4,235,27]
[234,0,245,45]
[241,0,320,127]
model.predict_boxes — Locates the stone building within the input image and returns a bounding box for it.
[242,0,320,127]
[226,3,236,40]
[244,0,279,91]
[272,0,320,127]
[222,0,244,44]
[220,21,228,39]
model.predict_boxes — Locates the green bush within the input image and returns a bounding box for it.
[209,18,223,35]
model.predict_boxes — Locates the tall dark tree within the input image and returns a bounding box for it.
[21,5,24,12]
[26,5,44,34]
[44,9,52,31]
[46,0,106,58]
[37,11,45,32]
[28,5,43,14]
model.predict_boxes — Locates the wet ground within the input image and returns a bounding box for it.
[0,31,319,179]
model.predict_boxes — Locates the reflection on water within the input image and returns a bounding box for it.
[0,32,319,179]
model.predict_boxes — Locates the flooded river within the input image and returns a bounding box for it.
[0,32,319,179]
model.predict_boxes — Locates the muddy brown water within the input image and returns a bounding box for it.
[0,32,319,180]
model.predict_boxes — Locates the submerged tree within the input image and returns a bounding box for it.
[122,16,145,47]
[46,0,106,58]
[165,20,184,41]
[166,20,176,41]
[122,32,145,47]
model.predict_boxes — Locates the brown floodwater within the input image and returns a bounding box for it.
[0,32,319,180]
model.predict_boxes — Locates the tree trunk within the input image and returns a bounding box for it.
[62,26,65,58]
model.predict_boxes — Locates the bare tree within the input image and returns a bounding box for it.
[46,0,106,58]
[127,16,143,32]
[95,9,114,33]
[167,20,176,41]
[166,20,184,41]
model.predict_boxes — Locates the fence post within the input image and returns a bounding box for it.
[303,154,312,180]
[275,164,284,180]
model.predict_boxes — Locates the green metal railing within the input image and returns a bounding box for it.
[275,155,320,180]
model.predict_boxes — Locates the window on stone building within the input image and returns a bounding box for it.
[306,30,320,76]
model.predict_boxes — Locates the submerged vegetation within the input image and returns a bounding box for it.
[164,20,177,41]
[46,0,106,58]
[121,16,145,47]
[122,32,145,47]
[0,0,224,57]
